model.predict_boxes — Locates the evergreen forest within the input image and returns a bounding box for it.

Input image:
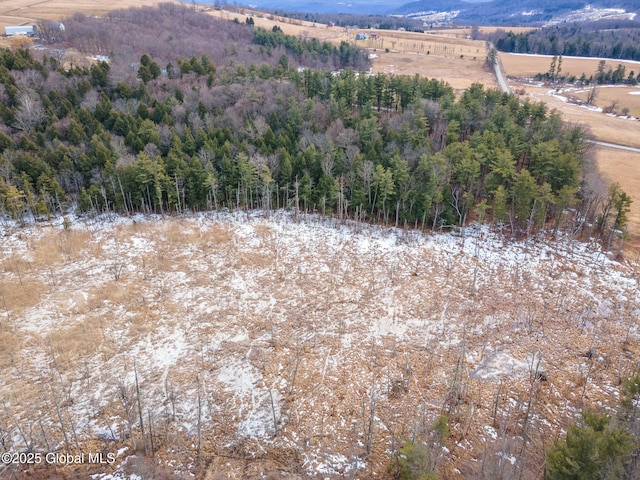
[486,20,640,61]
[0,3,631,245]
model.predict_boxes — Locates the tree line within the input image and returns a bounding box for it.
[261,9,425,32]
[535,55,639,87]
[484,20,640,61]
[0,4,631,249]
[252,26,369,70]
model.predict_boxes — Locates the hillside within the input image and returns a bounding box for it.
[392,0,640,26]
[2,4,624,251]
[0,211,638,478]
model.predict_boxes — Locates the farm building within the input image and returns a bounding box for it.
[49,22,65,32]
[355,33,368,40]
[5,25,37,37]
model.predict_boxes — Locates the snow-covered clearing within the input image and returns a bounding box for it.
[0,211,638,478]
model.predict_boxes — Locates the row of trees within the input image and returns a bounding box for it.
[535,56,639,86]
[252,26,369,71]
[485,21,640,61]
[261,8,425,31]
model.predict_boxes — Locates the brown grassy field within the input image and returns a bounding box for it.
[501,52,640,79]
[350,29,495,91]
[206,8,495,92]
[567,85,640,118]
[0,0,177,30]
[1,213,638,479]
[369,49,496,91]
[594,147,640,249]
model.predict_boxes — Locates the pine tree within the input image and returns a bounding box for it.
[545,412,632,480]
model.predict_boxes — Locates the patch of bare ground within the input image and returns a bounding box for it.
[0,213,638,479]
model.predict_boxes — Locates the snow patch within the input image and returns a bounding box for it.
[472,351,528,380]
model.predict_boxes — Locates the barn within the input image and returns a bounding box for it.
[5,25,37,37]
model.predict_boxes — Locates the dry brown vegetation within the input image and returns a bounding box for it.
[594,148,640,249]
[0,2,638,477]
[0,0,177,30]
[0,213,638,479]
[568,85,640,118]
[370,49,496,91]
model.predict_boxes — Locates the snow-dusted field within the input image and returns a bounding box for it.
[0,211,638,478]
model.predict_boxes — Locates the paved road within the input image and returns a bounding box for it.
[489,44,640,155]
[489,43,510,94]
[589,140,640,154]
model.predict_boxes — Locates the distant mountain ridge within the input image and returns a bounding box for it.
[222,0,640,25]
[197,0,399,15]
[392,0,640,25]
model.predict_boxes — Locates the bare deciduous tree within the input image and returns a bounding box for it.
[14,89,45,131]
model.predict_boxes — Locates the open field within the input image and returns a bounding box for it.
[501,52,640,80]
[1,212,638,478]
[0,0,176,30]
[356,34,486,62]
[594,148,640,249]
[566,85,640,118]
[369,49,496,91]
